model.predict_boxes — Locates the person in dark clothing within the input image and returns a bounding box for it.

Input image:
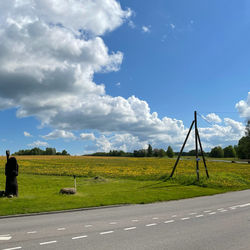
[5,151,19,197]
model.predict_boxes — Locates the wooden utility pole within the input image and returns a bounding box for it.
[169,111,209,181]
[194,111,200,181]
[197,131,209,178]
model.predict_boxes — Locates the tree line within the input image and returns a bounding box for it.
[12,121,250,159]
[88,145,175,158]
[89,120,250,159]
[14,147,70,156]
[210,120,250,159]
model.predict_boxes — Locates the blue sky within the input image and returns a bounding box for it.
[0,0,249,155]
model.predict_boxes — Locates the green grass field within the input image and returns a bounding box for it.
[0,156,249,216]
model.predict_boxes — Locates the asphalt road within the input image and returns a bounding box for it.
[1,190,250,250]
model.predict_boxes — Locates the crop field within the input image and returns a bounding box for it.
[0,156,249,216]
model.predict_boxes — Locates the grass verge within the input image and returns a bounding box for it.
[0,156,249,216]
[0,172,249,216]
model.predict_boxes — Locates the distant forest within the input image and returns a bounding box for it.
[86,144,242,159]
[14,147,70,156]
[12,121,249,159]
[88,121,250,159]
[86,145,210,158]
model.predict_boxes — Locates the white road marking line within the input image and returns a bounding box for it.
[239,203,250,208]
[217,208,224,211]
[181,217,190,220]
[2,247,22,250]
[209,212,216,215]
[152,217,159,220]
[39,241,57,245]
[164,220,175,224]
[204,210,212,213]
[146,223,157,227]
[230,204,242,209]
[0,234,10,237]
[72,235,88,240]
[189,212,197,215]
[132,219,139,222]
[124,227,136,231]
[84,225,93,228]
[57,228,66,231]
[220,209,228,212]
[100,231,114,235]
[27,231,37,234]
[195,215,204,218]
[0,236,12,241]
[109,222,117,225]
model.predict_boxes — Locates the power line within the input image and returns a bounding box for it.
[196,111,238,114]
[197,112,234,139]
[197,113,214,126]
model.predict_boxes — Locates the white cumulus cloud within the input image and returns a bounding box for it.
[94,133,148,152]
[203,113,222,123]
[142,25,151,33]
[236,92,250,120]
[42,129,76,140]
[199,118,245,147]
[128,20,136,29]
[170,23,175,29]
[0,0,129,123]
[0,1,247,153]
[24,131,32,137]
[28,140,48,147]
[80,133,96,141]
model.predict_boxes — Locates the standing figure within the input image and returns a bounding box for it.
[5,150,19,197]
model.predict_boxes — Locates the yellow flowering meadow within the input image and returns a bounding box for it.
[0,156,249,182]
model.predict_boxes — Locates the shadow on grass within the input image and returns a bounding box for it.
[138,182,180,190]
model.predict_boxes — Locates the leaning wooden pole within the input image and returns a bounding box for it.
[169,120,195,178]
[197,130,209,178]
[194,111,200,181]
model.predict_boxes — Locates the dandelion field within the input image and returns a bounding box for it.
[0,156,249,216]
